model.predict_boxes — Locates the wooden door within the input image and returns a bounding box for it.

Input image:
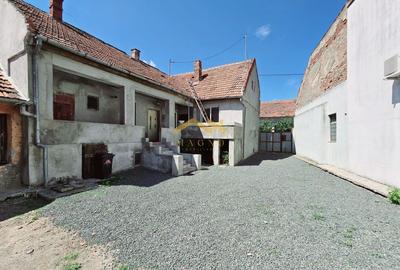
[147,110,159,142]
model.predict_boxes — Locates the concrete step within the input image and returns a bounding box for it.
[183,165,196,174]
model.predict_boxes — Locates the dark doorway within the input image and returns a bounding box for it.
[180,139,214,165]
[0,114,8,165]
[148,109,160,142]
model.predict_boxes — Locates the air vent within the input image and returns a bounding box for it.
[384,55,400,79]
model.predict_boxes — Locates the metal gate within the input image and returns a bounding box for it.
[260,132,294,153]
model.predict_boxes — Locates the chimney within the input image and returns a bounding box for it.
[131,49,141,60]
[194,60,202,80]
[50,0,64,22]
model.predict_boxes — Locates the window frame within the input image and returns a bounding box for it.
[87,95,100,111]
[329,113,337,143]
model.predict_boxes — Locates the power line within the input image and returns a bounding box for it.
[259,73,304,77]
[170,36,245,64]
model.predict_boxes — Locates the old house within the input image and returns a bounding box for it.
[0,67,27,191]
[294,0,400,187]
[0,0,260,188]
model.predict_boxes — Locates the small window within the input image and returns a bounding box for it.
[87,95,99,110]
[211,107,219,122]
[0,114,8,165]
[329,113,337,142]
[251,81,254,91]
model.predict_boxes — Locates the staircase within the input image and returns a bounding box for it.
[142,139,201,176]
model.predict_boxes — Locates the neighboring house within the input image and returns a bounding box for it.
[0,0,260,188]
[260,99,296,123]
[0,67,27,190]
[259,100,296,153]
[294,0,400,187]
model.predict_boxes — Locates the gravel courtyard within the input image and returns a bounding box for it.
[43,153,400,269]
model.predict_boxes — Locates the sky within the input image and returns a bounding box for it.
[26,0,345,102]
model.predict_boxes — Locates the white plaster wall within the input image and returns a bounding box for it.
[242,66,260,158]
[202,99,244,125]
[0,0,29,99]
[347,0,400,187]
[294,83,348,168]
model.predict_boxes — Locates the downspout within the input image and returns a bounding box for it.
[22,36,48,184]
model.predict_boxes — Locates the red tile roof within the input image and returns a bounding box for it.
[0,68,25,101]
[8,0,181,94]
[260,99,296,118]
[8,0,255,101]
[171,59,256,100]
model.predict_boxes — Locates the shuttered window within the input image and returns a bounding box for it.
[54,93,75,121]
[329,113,337,142]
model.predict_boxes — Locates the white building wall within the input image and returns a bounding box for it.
[242,66,260,158]
[294,83,348,168]
[0,0,30,98]
[346,0,400,187]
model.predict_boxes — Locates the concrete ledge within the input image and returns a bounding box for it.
[296,155,390,197]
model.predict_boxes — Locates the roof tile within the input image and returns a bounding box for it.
[260,99,296,118]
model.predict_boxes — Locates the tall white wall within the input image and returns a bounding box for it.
[346,0,400,187]
[242,66,260,158]
[0,0,29,99]
[294,83,348,169]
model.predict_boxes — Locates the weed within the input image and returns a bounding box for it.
[99,176,120,187]
[63,262,82,270]
[266,247,281,257]
[222,151,229,165]
[63,251,79,261]
[118,265,130,270]
[371,252,385,259]
[341,226,357,248]
[388,188,400,205]
[313,212,326,221]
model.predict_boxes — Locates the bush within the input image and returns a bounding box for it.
[260,118,293,133]
[222,151,229,165]
[388,188,400,205]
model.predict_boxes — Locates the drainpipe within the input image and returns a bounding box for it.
[23,36,49,184]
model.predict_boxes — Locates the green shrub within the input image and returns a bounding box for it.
[260,118,293,133]
[222,151,229,165]
[388,188,400,204]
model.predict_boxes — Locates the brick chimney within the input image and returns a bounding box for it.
[50,0,63,22]
[131,49,141,60]
[194,60,202,81]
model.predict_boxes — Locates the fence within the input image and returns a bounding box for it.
[259,132,295,153]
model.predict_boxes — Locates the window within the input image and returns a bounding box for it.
[203,107,219,122]
[54,93,75,121]
[251,81,254,91]
[329,113,337,142]
[211,107,219,122]
[87,95,99,110]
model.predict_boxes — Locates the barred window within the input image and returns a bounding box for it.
[329,113,337,142]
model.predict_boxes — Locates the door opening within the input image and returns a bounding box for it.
[147,109,160,142]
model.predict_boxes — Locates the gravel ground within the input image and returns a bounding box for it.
[42,153,400,269]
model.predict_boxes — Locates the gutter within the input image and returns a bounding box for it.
[22,36,49,184]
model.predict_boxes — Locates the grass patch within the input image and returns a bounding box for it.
[341,226,357,248]
[312,212,326,221]
[388,188,400,205]
[63,251,79,261]
[64,262,82,270]
[118,265,130,270]
[99,176,120,187]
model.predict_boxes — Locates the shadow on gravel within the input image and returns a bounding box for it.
[238,152,293,166]
[114,167,175,187]
[0,197,49,222]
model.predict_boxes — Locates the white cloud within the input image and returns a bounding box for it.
[144,60,157,67]
[255,25,272,40]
